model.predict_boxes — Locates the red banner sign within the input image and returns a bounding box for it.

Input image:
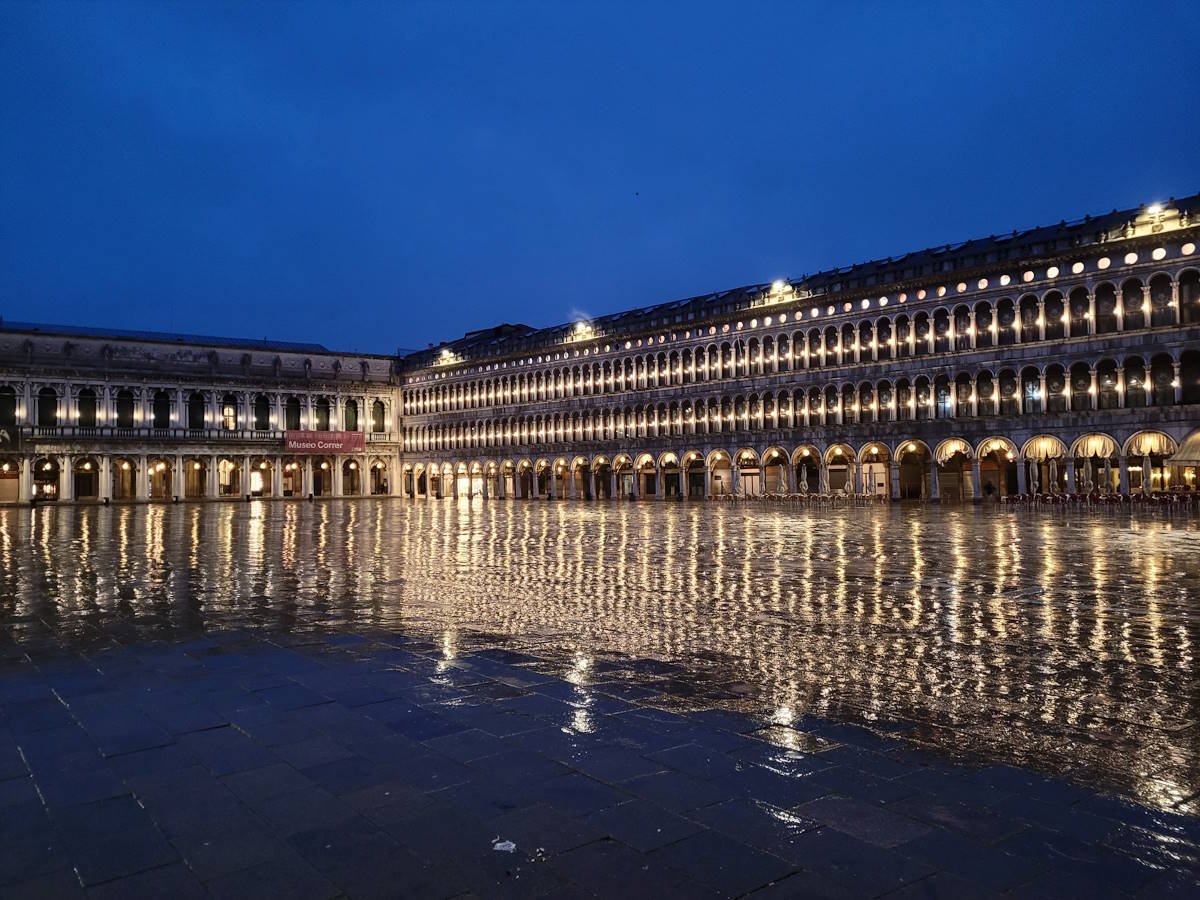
[284,431,365,454]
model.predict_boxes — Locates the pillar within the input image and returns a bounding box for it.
[852,459,862,495]
[730,464,739,497]
[655,466,664,500]
[1116,368,1126,408]
[889,462,900,501]
[1087,293,1097,335]
[452,467,460,499]
[303,458,313,497]
[928,460,939,502]
[704,464,712,498]
[1016,460,1027,494]
[272,457,282,497]
[568,468,576,500]
[549,467,557,500]
[1118,456,1130,494]
[1037,300,1046,341]
[610,469,618,500]
[1174,363,1183,404]
[498,470,507,499]
[588,469,596,501]
[173,454,184,499]
[1039,373,1048,413]
[60,456,73,502]
[972,457,982,503]
[99,457,111,502]
[136,455,148,500]
[1067,458,1076,494]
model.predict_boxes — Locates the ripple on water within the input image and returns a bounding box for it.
[0,500,1197,810]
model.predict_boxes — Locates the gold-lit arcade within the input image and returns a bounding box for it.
[400,197,1200,503]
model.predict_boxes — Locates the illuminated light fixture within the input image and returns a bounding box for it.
[907,442,916,451]
[259,461,268,469]
[1125,252,1138,265]
[82,462,91,471]
[122,462,130,471]
[0,464,6,472]
[194,462,201,470]
[320,461,329,470]
[43,463,52,471]
[1147,203,1162,214]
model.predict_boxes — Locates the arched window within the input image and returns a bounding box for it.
[221,394,237,431]
[187,392,206,430]
[77,388,98,428]
[343,399,358,431]
[0,386,15,428]
[38,388,58,427]
[253,394,271,431]
[314,397,330,430]
[116,390,135,428]
[371,400,385,433]
[153,390,171,429]
[285,396,301,430]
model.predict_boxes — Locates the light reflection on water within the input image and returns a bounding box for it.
[1,500,1197,810]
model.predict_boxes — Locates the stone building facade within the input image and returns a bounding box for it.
[4,194,1199,505]
[0,325,402,503]
[398,196,1200,503]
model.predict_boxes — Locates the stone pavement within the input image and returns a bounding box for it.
[0,628,1197,899]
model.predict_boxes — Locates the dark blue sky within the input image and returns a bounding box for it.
[3,2,1198,355]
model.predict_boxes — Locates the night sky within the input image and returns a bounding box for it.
[3,2,1198,355]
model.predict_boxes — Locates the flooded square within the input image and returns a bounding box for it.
[2,500,1197,813]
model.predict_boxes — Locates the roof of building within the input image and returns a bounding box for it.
[0,320,335,355]
[403,191,1199,367]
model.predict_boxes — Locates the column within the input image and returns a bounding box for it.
[1067,458,1076,494]
[928,460,939,502]
[1017,460,1027,494]
[1118,456,1130,494]
[60,456,73,502]
[568,469,576,500]
[481,471,489,500]
[303,458,313,497]
[971,458,982,503]
[1174,363,1183,404]
[20,457,31,502]
[240,457,250,498]
[852,460,862,495]
[452,466,459,498]
[549,467,557,500]
[889,462,900,501]
[588,469,596,501]
[208,455,219,498]
[703,464,712,498]
[99,457,111,502]
[173,454,184,499]
[1038,373,1048,413]
[655,467,664,500]
[730,464,739,497]
[1144,376,1152,409]
[1090,369,1099,409]
[1087,293,1097,335]
[498,470,507,499]
[1116,368,1126,408]
[1037,300,1046,340]
[136,455,147,500]
[1172,282,1181,324]
[968,311,977,349]
[630,466,639,500]
[272,457,282,497]
[610,469,618,500]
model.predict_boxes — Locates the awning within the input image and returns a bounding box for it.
[1169,431,1200,466]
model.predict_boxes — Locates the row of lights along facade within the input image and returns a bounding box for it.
[2,195,1199,503]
